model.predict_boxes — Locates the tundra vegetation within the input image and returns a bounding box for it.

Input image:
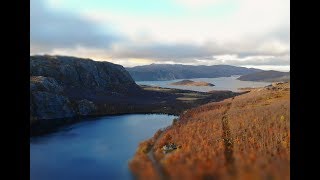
[129,82,290,180]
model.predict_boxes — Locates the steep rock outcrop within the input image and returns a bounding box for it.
[30,76,64,93]
[30,91,76,120]
[30,55,140,121]
[30,55,139,96]
[76,99,97,116]
[30,76,75,120]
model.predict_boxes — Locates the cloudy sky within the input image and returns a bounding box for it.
[31,0,290,71]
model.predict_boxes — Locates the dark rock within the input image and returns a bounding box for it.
[30,55,140,95]
[30,91,76,120]
[30,76,76,120]
[30,55,140,121]
[162,143,179,154]
[30,76,63,94]
[76,99,96,116]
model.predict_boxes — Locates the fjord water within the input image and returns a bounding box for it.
[30,114,176,180]
[137,76,271,92]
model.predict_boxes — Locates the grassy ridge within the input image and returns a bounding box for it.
[129,83,290,180]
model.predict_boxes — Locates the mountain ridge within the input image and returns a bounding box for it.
[237,70,290,82]
[126,64,263,81]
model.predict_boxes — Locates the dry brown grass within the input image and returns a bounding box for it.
[129,83,290,180]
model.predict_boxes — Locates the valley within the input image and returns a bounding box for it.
[29,55,290,180]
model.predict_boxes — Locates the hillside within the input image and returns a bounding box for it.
[129,82,290,180]
[30,55,243,136]
[237,70,290,82]
[30,55,140,121]
[126,64,262,81]
[170,80,215,86]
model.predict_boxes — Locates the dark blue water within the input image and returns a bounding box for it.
[30,114,176,180]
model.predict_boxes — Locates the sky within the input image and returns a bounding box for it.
[30,0,290,71]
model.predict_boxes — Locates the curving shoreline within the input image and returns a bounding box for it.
[31,85,243,136]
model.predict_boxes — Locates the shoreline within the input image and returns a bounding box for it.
[31,85,245,137]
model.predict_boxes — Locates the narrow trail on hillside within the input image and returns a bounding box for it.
[147,150,168,180]
[147,129,169,180]
[147,100,237,179]
[221,101,237,175]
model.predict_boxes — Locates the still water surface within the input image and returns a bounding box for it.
[136,76,271,92]
[30,114,176,180]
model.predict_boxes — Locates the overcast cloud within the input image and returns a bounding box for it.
[31,0,290,71]
[31,0,123,52]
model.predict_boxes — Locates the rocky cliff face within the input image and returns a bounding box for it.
[30,76,76,120]
[30,55,138,95]
[30,55,140,121]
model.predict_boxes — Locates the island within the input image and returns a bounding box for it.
[170,80,215,87]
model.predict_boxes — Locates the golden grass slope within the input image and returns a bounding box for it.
[129,82,290,180]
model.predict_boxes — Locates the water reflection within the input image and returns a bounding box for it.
[30,114,176,180]
[137,76,271,92]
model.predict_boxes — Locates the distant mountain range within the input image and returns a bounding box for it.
[237,70,290,82]
[126,64,263,81]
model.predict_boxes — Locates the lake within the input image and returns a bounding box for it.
[136,76,271,92]
[30,114,176,180]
